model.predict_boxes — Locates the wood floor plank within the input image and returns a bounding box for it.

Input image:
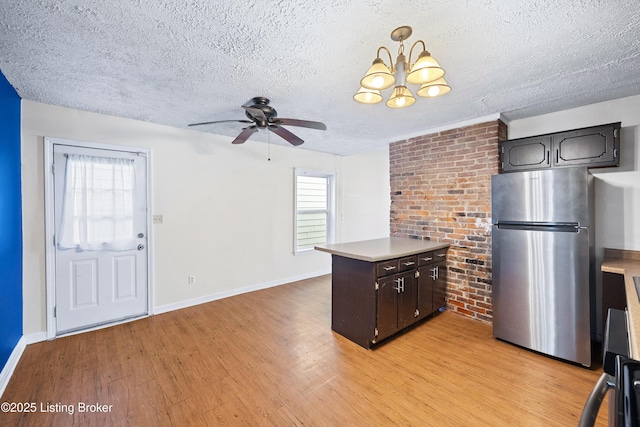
[1,275,608,426]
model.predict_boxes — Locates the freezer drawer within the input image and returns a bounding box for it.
[492,225,592,366]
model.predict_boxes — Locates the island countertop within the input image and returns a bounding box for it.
[315,237,450,262]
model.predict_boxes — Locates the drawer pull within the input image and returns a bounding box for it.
[437,253,446,258]
[383,266,397,271]
[402,261,415,266]
[421,257,433,262]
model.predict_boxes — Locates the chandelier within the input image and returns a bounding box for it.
[354,26,450,108]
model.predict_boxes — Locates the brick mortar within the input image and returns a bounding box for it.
[389,120,506,323]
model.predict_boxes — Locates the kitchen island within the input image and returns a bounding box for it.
[315,237,449,348]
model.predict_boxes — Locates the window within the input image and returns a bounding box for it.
[294,169,335,253]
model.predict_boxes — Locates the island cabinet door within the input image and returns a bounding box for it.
[433,260,447,312]
[433,249,448,311]
[417,265,434,320]
[397,271,417,329]
[376,271,416,341]
[376,275,399,342]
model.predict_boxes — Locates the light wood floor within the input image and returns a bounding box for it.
[3,275,608,426]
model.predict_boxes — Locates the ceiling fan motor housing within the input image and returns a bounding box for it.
[245,97,277,127]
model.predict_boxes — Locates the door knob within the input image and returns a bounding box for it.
[137,244,145,250]
[138,233,145,238]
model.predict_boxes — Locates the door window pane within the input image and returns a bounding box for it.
[58,154,137,251]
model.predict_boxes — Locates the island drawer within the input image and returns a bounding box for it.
[398,255,417,272]
[434,248,447,261]
[417,251,435,266]
[376,260,398,277]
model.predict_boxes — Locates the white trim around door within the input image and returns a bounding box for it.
[43,137,154,339]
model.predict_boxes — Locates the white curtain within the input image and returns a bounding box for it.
[58,154,137,251]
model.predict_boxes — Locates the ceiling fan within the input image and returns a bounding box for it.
[188,97,327,146]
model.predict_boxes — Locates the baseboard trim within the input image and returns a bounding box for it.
[155,269,331,315]
[0,336,27,398]
[23,331,48,345]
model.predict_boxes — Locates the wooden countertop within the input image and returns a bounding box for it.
[601,248,640,358]
[315,237,449,262]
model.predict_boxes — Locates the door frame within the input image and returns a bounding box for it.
[43,137,154,339]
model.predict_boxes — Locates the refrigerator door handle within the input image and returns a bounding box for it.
[496,222,580,232]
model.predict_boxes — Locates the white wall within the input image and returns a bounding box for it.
[336,148,390,243]
[21,101,391,335]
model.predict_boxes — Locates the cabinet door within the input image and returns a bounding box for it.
[500,136,551,172]
[376,275,398,341]
[397,271,417,329]
[552,123,620,168]
[417,265,434,320]
[433,261,447,312]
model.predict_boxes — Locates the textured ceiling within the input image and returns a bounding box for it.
[1,0,640,155]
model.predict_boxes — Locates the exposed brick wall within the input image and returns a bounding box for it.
[389,120,507,323]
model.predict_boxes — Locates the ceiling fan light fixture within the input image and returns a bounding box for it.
[354,87,383,104]
[406,51,445,85]
[416,78,451,98]
[360,58,395,90]
[386,86,415,108]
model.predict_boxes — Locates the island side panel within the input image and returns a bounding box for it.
[331,254,377,348]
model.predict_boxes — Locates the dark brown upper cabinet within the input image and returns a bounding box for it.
[500,122,620,173]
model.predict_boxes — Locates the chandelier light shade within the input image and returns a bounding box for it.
[353,87,383,104]
[360,58,395,90]
[386,86,415,108]
[416,78,451,98]
[354,26,450,109]
[406,51,445,85]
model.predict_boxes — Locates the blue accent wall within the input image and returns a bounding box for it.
[0,70,23,371]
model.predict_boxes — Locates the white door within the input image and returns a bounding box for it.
[52,144,148,334]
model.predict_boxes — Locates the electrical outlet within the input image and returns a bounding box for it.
[188,275,196,285]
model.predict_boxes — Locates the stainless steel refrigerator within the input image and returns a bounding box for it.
[491,167,595,366]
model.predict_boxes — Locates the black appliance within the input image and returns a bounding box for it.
[580,309,640,426]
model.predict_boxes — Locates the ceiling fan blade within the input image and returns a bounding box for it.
[188,119,252,127]
[274,118,327,131]
[268,125,304,146]
[232,126,258,144]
